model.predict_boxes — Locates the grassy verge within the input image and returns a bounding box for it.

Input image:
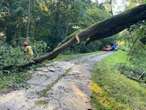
[0,71,32,93]
[0,62,45,93]
[91,50,146,110]
[54,51,102,61]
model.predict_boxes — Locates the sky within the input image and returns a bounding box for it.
[91,0,105,4]
[91,0,127,15]
[112,0,127,15]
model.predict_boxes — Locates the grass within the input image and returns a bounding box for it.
[35,99,48,106]
[0,70,32,93]
[91,50,146,110]
[54,51,102,61]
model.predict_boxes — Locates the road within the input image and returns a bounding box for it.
[0,52,112,110]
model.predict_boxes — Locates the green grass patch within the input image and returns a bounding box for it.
[54,51,102,61]
[104,50,128,65]
[91,50,146,110]
[0,70,32,93]
[35,99,48,106]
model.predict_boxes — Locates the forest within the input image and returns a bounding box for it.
[0,0,146,110]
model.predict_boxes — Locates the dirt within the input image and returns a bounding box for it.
[0,52,112,110]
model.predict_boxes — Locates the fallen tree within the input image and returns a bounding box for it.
[2,4,146,70]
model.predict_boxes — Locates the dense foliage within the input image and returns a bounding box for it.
[0,0,112,68]
[0,0,112,92]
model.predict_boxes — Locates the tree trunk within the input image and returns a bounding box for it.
[2,4,146,70]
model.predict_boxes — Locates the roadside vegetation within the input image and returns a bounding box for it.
[91,51,146,110]
[0,0,111,92]
[0,0,146,110]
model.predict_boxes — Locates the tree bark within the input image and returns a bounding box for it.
[2,4,146,70]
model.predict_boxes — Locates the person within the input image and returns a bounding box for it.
[23,40,33,59]
[111,43,118,51]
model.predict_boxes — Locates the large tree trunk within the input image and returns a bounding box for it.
[2,4,146,70]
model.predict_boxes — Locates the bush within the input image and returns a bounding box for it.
[0,40,48,69]
[32,40,48,57]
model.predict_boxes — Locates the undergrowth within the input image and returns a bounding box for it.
[0,40,48,93]
[91,51,146,110]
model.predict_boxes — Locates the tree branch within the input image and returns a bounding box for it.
[2,4,146,70]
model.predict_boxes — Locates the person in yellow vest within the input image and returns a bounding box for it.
[23,41,33,59]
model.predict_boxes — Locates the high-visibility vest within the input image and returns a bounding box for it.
[24,46,33,57]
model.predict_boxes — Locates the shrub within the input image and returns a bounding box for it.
[0,40,48,69]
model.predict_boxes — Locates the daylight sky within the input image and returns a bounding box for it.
[112,0,127,15]
[91,0,127,15]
